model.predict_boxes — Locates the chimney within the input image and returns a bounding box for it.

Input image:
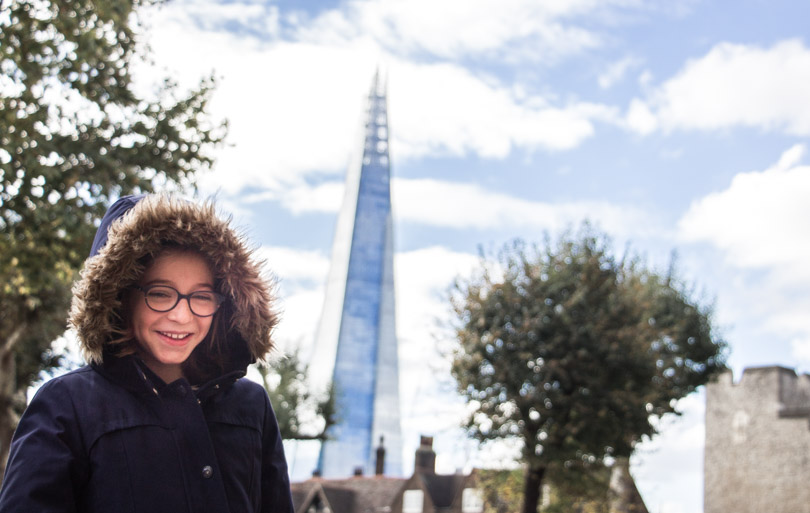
[414,435,436,474]
[353,466,364,477]
[375,436,386,476]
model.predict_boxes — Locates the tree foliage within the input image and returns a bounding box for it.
[450,227,726,513]
[475,464,612,513]
[0,0,225,477]
[258,349,337,441]
[475,468,523,513]
[475,462,625,513]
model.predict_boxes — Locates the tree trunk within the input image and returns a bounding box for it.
[521,464,546,513]
[0,324,25,486]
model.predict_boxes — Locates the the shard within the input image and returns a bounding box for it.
[311,72,403,477]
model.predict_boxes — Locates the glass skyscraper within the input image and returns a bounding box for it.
[312,72,403,477]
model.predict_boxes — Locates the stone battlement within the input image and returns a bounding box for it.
[711,366,810,416]
[704,365,810,513]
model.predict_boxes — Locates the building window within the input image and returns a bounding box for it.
[462,488,483,513]
[402,489,424,513]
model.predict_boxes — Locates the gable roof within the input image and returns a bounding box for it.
[419,473,469,509]
[292,476,407,513]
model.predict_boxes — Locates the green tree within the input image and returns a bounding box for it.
[257,349,337,441]
[449,228,726,513]
[0,0,226,478]
[475,468,524,513]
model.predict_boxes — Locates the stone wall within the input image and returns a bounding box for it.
[704,366,810,513]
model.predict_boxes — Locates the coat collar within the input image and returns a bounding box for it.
[92,349,250,402]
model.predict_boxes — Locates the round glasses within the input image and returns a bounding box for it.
[135,285,226,317]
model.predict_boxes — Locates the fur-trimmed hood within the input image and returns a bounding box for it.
[69,194,278,370]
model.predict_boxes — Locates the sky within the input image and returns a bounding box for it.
[130,1,810,512]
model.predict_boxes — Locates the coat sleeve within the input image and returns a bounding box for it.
[260,393,295,513]
[0,379,87,513]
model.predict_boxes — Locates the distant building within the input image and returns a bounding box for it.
[292,471,405,513]
[705,366,810,513]
[292,436,481,513]
[311,71,403,477]
[292,436,648,513]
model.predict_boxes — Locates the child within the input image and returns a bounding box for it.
[0,194,294,512]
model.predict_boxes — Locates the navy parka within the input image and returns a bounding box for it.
[0,356,293,513]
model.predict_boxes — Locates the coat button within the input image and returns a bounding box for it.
[202,465,213,479]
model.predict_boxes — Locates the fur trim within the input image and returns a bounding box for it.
[69,195,278,364]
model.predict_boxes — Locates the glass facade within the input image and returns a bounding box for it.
[317,74,403,477]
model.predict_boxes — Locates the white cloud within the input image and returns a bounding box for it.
[249,246,330,348]
[256,246,330,284]
[598,56,641,89]
[296,0,615,62]
[394,246,480,340]
[274,288,326,352]
[393,177,655,238]
[678,144,810,270]
[136,0,626,197]
[632,392,706,513]
[625,98,658,135]
[245,181,346,215]
[390,62,618,158]
[138,3,380,194]
[628,39,810,135]
[394,247,482,470]
[178,0,281,37]
[183,40,376,195]
[791,337,810,364]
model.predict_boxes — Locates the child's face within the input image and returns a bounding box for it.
[130,250,215,383]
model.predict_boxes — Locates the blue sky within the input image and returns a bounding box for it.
[134,1,810,511]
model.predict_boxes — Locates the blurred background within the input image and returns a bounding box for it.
[4,1,810,512]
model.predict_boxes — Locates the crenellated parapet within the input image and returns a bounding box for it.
[704,366,810,513]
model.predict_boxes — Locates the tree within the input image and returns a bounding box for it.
[449,227,726,513]
[257,349,337,441]
[0,0,226,478]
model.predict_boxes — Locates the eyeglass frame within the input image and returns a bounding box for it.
[134,284,226,317]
